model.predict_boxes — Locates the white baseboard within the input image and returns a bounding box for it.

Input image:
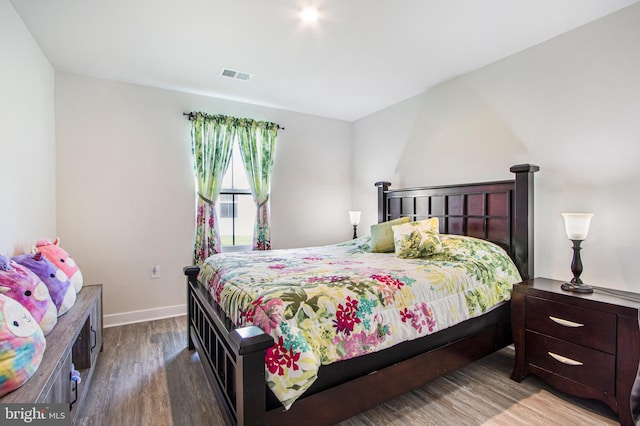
[104,304,186,328]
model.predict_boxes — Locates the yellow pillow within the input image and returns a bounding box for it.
[392,217,443,258]
[369,217,411,253]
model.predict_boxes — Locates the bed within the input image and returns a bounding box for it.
[184,163,539,425]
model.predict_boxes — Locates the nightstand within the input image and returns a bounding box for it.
[511,277,640,426]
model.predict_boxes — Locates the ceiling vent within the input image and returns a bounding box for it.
[220,68,253,81]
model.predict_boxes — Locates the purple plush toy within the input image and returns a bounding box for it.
[0,254,57,335]
[13,252,76,317]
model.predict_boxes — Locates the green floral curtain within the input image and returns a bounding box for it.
[190,113,236,264]
[237,119,279,250]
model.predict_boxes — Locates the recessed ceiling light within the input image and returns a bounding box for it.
[300,7,319,23]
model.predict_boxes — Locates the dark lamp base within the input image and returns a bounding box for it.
[561,282,594,294]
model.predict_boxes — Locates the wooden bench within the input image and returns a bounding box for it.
[1,285,103,424]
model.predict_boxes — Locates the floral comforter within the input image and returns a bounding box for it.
[198,235,521,409]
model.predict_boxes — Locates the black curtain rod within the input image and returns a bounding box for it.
[182,112,285,130]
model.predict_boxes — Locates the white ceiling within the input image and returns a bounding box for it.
[10,0,639,121]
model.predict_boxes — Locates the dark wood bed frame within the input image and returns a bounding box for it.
[184,163,539,425]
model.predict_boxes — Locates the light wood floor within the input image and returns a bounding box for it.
[77,316,624,425]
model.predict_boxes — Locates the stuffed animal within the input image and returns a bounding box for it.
[0,254,57,335]
[13,253,76,317]
[0,292,47,397]
[0,256,9,272]
[34,237,83,293]
[70,363,81,384]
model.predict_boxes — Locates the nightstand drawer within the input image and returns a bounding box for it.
[526,331,615,394]
[526,296,616,354]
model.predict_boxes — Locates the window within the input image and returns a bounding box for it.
[219,194,236,219]
[217,139,253,250]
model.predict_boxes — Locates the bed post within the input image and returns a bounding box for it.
[375,181,391,223]
[231,328,276,425]
[184,266,200,350]
[509,164,539,281]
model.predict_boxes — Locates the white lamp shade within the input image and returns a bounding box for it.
[349,211,361,226]
[562,213,594,240]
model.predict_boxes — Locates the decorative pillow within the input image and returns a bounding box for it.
[13,253,76,317]
[392,217,443,258]
[34,237,83,293]
[370,217,411,253]
[0,293,47,397]
[0,254,57,335]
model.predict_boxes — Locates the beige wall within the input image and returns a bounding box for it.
[0,0,56,255]
[352,3,640,291]
[54,73,352,325]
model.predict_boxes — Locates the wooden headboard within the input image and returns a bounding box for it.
[375,164,539,280]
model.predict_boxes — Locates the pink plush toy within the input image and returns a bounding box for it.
[34,237,83,293]
[13,252,76,317]
[0,254,57,335]
[0,292,46,397]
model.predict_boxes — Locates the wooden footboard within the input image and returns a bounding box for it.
[185,266,273,425]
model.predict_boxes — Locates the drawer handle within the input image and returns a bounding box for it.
[548,351,584,366]
[70,375,78,409]
[91,327,97,352]
[549,316,584,328]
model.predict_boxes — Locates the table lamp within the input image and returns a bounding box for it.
[561,213,594,294]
